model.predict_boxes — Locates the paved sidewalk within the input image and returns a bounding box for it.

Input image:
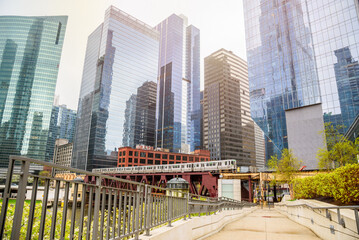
[204,208,321,240]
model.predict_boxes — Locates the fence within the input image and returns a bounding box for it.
[0,155,254,240]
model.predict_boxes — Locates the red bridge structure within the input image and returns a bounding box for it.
[86,172,219,197]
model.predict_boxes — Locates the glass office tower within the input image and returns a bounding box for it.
[72,6,159,171]
[46,104,76,162]
[0,16,67,168]
[244,0,359,159]
[156,15,200,153]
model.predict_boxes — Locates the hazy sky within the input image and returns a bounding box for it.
[0,0,247,110]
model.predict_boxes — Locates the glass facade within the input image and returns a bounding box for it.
[156,15,200,153]
[72,6,159,171]
[0,16,67,168]
[46,104,76,162]
[244,0,359,158]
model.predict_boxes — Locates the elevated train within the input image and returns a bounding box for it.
[93,160,256,174]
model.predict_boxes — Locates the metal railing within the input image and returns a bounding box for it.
[276,202,359,235]
[0,156,255,240]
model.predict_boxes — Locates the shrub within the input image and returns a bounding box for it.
[293,164,359,204]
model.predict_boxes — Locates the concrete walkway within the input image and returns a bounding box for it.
[204,208,322,240]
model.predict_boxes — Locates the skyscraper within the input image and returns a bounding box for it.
[72,6,159,171]
[155,15,200,153]
[244,0,359,167]
[46,104,76,162]
[203,49,256,166]
[0,16,67,168]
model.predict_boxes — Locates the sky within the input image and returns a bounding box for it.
[0,0,247,110]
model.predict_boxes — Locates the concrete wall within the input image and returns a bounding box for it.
[218,179,241,201]
[285,104,326,169]
[276,200,359,240]
[139,207,255,240]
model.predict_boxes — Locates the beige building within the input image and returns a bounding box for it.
[254,122,265,169]
[203,49,256,166]
[53,139,73,173]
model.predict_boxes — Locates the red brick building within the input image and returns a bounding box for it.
[117,147,210,167]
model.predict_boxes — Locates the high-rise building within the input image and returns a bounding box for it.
[155,15,200,153]
[254,122,265,169]
[53,139,73,174]
[72,6,159,171]
[203,49,256,166]
[244,0,359,167]
[0,15,67,168]
[46,104,76,162]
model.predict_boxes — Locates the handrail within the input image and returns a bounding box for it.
[276,202,359,234]
[0,155,254,240]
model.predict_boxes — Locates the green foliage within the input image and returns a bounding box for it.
[293,164,359,204]
[267,149,302,199]
[317,123,358,169]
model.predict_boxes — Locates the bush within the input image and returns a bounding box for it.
[293,164,359,204]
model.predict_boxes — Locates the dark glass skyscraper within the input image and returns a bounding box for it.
[0,16,67,168]
[72,6,159,171]
[155,15,200,153]
[244,0,359,161]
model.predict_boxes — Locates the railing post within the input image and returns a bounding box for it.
[354,209,359,234]
[92,176,102,239]
[187,193,191,219]
[134,185,142,240]
[144,185,151,236]
[0,157,15,239]
[11,160,30,240]
[167,190,172,227]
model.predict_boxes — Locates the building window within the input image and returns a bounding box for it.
[169,155,174,160]
[170,161,174,164]
[135,151,138,156]
[195,157,199,162]
[119,152,122,156]
[123,151,126,156]
[148,159,153,164]
[201,158,204,162]
[140,159,146,164]
[129,158,132,163]
[176,156,181,160]
[189,157,193,161]
[162,154,168,159]
[140,152,146,157]
[183,156,187,161]
[148,153,153,158]
[134,158,138,163]
[129,151,133,156]
[155,160,160,165]
[162,161,167,164]
[155,153,161,159]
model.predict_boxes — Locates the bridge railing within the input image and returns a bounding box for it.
[0,155,254,240]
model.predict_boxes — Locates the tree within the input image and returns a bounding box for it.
[267,148,302,199]
[317,123,358,169]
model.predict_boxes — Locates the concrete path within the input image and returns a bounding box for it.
[204,208,321,240]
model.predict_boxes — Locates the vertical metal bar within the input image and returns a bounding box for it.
[38,178,50,240]
[70,183,79,240]
[150,193,154,227]
[78,184,87,240]
[92,177,102,239]
[50,180,61,239]
[26,177,39,240]
[122,191,128,236]
[11,160,30,240]
[132,191,136,234]
[144,186,151,236]
[86,186,94,240]
[60,181,70,240]
[134,186,141,240]
[118,190,123,237]
[139,186,144,230]
[187,193,191,219]
[127,192,132,235]
[167,191,172,227]
[100,188,106,240]
[0,157,15,239]
[337,208,341,224]
[354,209,359,234]
[106,189,112,240]
[112,189,118,239]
